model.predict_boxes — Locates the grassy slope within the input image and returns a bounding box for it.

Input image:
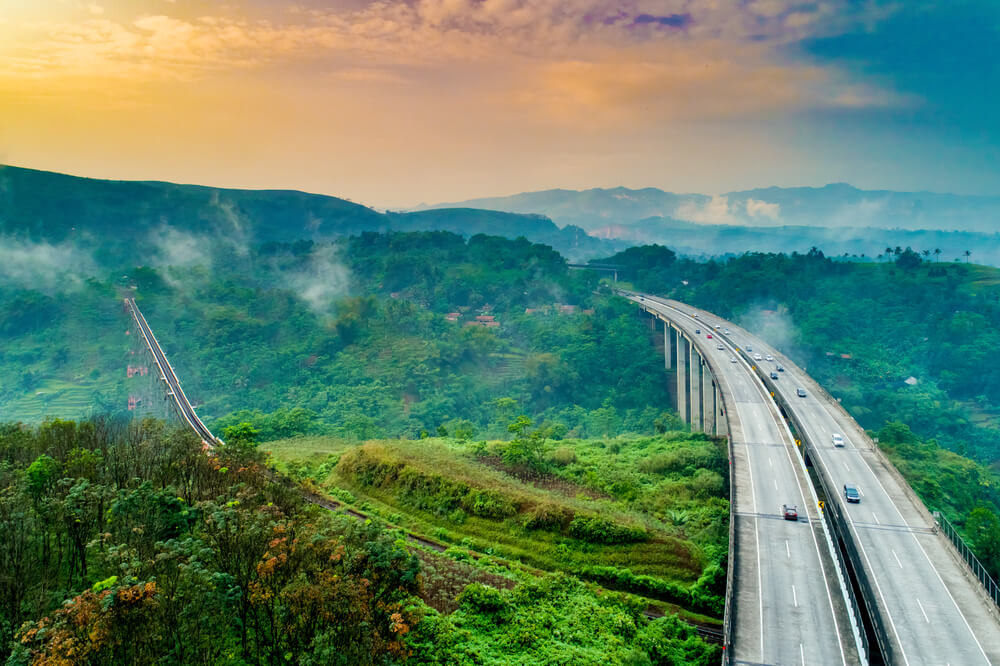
[267,432,728,624]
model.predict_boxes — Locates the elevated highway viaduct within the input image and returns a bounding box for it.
[626,292,861,665]
[627,291,1000,665]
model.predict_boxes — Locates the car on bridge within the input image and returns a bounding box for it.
[770,371,779,379]
[796,388,807,397]
[783,504,798,521]
[717,344,725,350]
[707,333,713,339]
[776,364,785,372]
[843,484,861,503]
[766,354,774,361]
[731,357,738,363]
[832,433,845,447]
[754,353,763,361]
[695,328,701,334]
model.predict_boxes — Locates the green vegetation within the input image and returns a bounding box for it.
[606,244,1000,579]
[0,417,722,665]
[0,232,670,442]
[269,430,728,620]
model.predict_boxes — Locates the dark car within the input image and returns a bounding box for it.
[695,328,701,334]
[844,484,861,503]
[776,365,785,372]
[782,505,798,521]
[770,372,779,380]
[796,388,807,397]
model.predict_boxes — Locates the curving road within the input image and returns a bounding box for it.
[126,298,219,446]
[626,292,859,665]
[667,297,1000,666]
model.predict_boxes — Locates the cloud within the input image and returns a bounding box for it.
[280,244,351,319]
[746,198,781,221]
[148,226,213,268]
[632,14,691,29]
[0,237,97,292]
[674,195,738,224]
[87,3,105,15]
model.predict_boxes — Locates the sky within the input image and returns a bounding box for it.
[0,0,997,208]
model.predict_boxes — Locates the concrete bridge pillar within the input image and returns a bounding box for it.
[690,349,703,431]
[704,377,716,435]
[664,320,674,370]
[715,385,728,436]
[677,333,689,424]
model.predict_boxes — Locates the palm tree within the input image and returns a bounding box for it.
[964,250,972,263]
[934,248,942,260]
[922,249,931,258]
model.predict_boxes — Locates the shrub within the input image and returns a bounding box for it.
[521,503,572,531]
[550,446,577,466]
[568,516,648,544]
[462,490,517,519]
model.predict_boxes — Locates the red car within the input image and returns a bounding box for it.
[706,333,713,339]
[782,505,798,521]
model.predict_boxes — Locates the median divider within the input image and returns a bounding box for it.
[751,359,892,666]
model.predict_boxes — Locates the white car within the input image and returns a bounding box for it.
[832,433,845,447]
[717,344,724,350]
[730,357,738,363]
[765,355,774,362]
[754,353,763,361]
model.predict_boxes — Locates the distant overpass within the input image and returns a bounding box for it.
[566,263,623,281]
[125,297,220,446]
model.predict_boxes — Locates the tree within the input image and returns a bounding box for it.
[964,249,972,263]
[503,415,549,471]
[222,422,260,449]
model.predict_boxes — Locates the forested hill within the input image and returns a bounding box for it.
[0,231,673,440]
[0,165,618,261]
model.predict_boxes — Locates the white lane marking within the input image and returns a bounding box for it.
[844,463,851,472]
[774,479,778,490]
[916,598,929,623]
[858,486,865,497]
[793,585,798,607]
[892,549,903,569]
[800,643,805,666]
[786,540,791,559]
[739,401,765,662]
[769,456,773,467]
[872,513,880,525]
[744,356,846,665]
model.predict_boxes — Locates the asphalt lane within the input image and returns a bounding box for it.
[629,295,854,665]
[676,300,1000,666]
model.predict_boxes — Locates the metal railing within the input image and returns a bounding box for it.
[934,511,1000,610]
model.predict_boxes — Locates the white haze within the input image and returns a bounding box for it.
[0,237,97,292]
[282,244,351,318]
[737,302,807,363]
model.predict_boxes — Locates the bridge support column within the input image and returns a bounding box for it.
[715,385,728,436]
[690,349,703,431]
[677,334,689,424]
[704,377,716,435]
[664,321,674,370]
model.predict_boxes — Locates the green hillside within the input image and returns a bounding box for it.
[0,165,616,261]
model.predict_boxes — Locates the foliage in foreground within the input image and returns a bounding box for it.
[0,418,722,664]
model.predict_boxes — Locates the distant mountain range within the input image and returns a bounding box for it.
[3,165,999,269]
[417,184,1000,265]
[0,165,621,263]
[418,183,1000,234]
